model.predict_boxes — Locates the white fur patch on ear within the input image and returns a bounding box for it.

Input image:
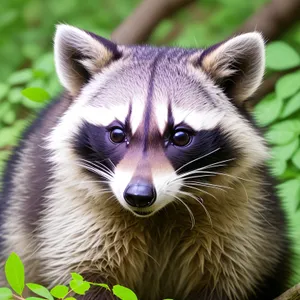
[192,32,265,104]
[54,24,120,96]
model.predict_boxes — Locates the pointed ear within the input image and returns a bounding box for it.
[54,24,121,95]
[194,32,265,105]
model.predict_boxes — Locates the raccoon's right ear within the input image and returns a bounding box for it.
[54,24,121,96]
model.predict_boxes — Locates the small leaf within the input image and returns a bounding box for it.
[279,179,300,214]
[64,298,76,300]
[50,285,69,299]
[276,71,300,100]
[272,138,299,161]
[5,252,25,296]
[266,42,300,70]
[254,93,283,126]
[71,273,83,281]
[266,129,296,145]
[292,149,300,169]
[21,87,50,103]
[270,119,300,134]
[2,110,16,125]
[26,297,48,300]
[8,69,33,85]
[281,91,300,118]
[27,283,53,300]
[69,280,90,295]
[0,83,9,100]
[112,285,138,300]
[0,287,12,300]
[270,159,287,176]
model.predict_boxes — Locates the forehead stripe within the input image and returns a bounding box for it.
[143,52,164,153]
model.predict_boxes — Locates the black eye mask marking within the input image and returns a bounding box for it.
[164,126,237,177]
[73,121,128,179]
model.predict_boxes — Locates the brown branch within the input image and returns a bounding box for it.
[275,283,300,300]
[236,0,300,42]
[111,0,195,44]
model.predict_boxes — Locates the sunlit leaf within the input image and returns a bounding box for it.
[5,252,25,296]
[112,285,138,300]
[27,283,53,300]
[292,149,300,170]
[281,91,300,118]
[269,159,287,176]
[266,129,296,145]
[50,285,69,299]
[276,71,300,100]
[0,287,12,300]
[88,283,110,291]
[71,273,83,281]
[254,93,283,126]
[279,179,300,214]
[69,280,90,295]
[266,42,300,70]
[21,87,50,103]
[272,138,299,161]
[270,119,300,134]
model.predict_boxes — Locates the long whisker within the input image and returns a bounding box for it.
[174,148,221,174]
[171,194,195,229]
[181,184,219,201]
[176,190,212,227]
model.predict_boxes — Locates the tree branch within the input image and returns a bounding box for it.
[111,0,194,44]
[275,283,300,300]
[236,0,300,42]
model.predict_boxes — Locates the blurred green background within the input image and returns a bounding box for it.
[0,0,300,285]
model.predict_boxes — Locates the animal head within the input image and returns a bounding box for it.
[49,24,268,217]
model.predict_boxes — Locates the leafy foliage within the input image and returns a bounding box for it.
[0,253,153,300]
[254,41,300,264]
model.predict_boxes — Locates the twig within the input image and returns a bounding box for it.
[236,0,300,42]
[111,0,195,44]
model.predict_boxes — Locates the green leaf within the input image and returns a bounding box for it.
[272,138,299,161]
[0,83,9,101]
[292,149,300,169]
[0,287,13,300]
[112,285,138,300]
[276,71,300,100]
[64,298,76,300]
[50,285,69,299]
[270,159,287,176]
[26,297,47,300]
[71,273,83,281]
[270,119,300,134]
[26,283,53,300]
[5,252,25,296]
[254,93,283,126]
[266,42,300,70]
[266,129,296,145]
[279,179,300,214]
[69,280,90,295]
[8,69,33,85]
[21,87,50,103]
[2,110,16,125]
[281,91,300,118]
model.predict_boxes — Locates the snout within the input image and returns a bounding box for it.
[124,182,156,208]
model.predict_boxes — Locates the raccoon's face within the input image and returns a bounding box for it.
[51,25,268,217]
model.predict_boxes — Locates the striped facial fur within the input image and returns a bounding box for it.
[49,25,268,218]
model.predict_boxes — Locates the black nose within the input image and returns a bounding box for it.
[124,184,156,208]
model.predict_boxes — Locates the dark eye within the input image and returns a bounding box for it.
[110,128,125,143]
[172,130,191,147]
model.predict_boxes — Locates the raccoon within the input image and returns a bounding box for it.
[0,25,293,300]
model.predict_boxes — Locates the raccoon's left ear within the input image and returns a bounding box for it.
[54,24,121,96]
[193,32,265,105]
